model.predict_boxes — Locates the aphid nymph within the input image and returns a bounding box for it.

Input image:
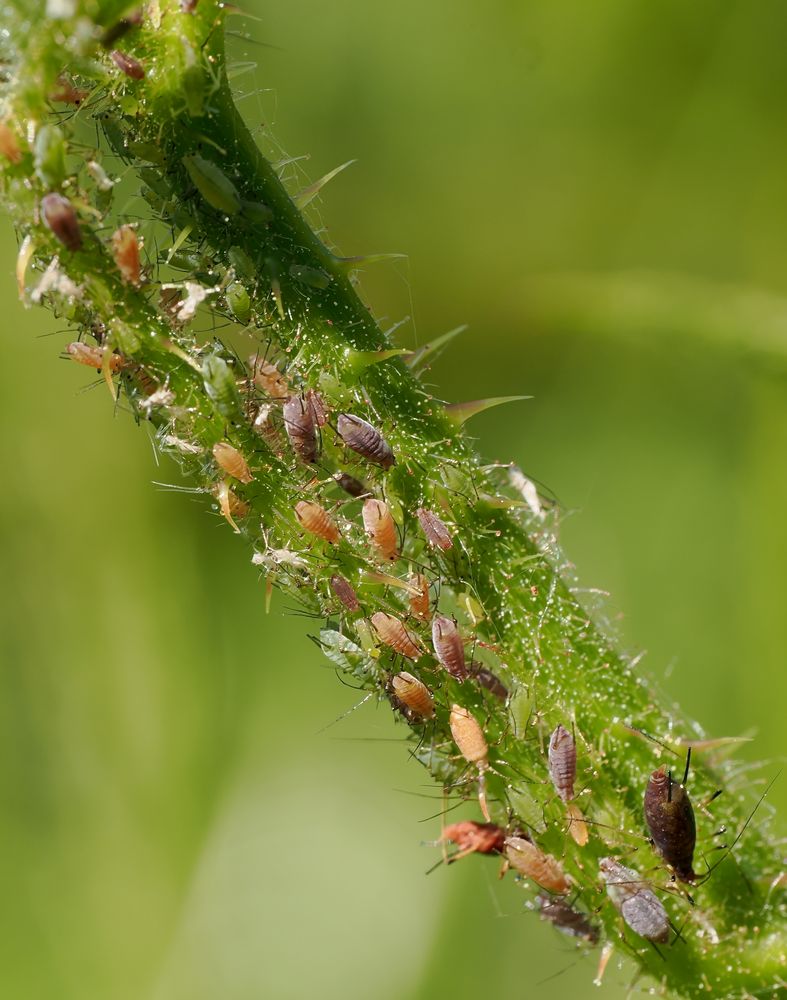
[416,507,453,550]
[370,611,421,659]
[548,723,589,846]
[390,671,434,721]
[449,703,491,821]
[504,836,571,895]
[599,857,670,943]
[330,574,360,612]
[337,413,395,470]
[212,441,253,485]
[294,500,340,544]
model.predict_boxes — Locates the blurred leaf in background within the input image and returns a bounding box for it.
[0,1,785,998]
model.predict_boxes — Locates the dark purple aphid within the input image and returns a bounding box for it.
[599,857,670,943]
[536,894,599,945]
[110,49,145,80]
[416,507,453,550]
[470,664,508,701]
[548,724,577,803]
[644,759,697,883]
[330,574,360,612]
[41,193,82,251]
[283,394,319,463]
[334,472,367,498]
[337,413,395,470]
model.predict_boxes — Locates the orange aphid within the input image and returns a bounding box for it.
[213,481,249,533]
[111,224,142,286]
[362,498,399,561]
[212,441,253,484]
[67,341,125,373]
[504,836,571,895]
[0,122,22,164]
[391,671,434,720]
[249,355,288,398]
[408,573,430,620]
[449,703,491,821]
[370,611,421,659]
[440,821,506,861]
[295,500,340,544]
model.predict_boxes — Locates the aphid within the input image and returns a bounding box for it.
[416,507,453,550]
[295,500,340,544]
[469,664,508,701]
[111,224,142,286]
[0,121,22,164]
[41,193,82,252]
[213,481,249,533]
[334,472,367,498]
[34,126,66,189]
[440,820,505,861]
[370,611,422,659]
[182,153,241,215]
[432,616,469,681]
[504,836,571,894]
[449,703,491,821]
[337,413,395,470]
[599,857,670,943]
[202,355,241,420]
[248,356,289,398]
[643,762,697,883]
[536,894,599,944]
[110,49,145,80]
[408,573,431,620]
[225,281,250,323]
[50,79,90,105]
[362,498,399,561]
[330,574,360,612]
[212,441,253,485]
[67,341,124,373]
[548,724,589,846]
[391,671,434,721]
[283,394,319,463]
[306,388,328,427]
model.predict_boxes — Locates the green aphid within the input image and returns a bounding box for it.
[202,354,241,419]
[240,199,273,225]
[319,629,377,679]
[226,281,251,323]
[34,125,66,189]
[183,154,241,215]
[182,64,206,117]
[228,245,256,279]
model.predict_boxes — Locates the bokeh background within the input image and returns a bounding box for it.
[1,1,786,997]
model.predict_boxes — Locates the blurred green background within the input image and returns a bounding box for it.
[1,1,786,997]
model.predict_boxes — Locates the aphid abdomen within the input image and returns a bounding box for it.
[337,413,395,469]
[432,616,468,681]
[370,612,421,659]
[441,821,506,858]
[391,671,434,720]
[41,193,82,251]
[537,895,599,944]
[330,574,360,612]
[212,441,253,484]
[295,500,340,544]
[111,224,142,286]
[548,724,577,803]
[416,507,453,550]
[283,394,318,463]
[643,767,697,882]
[306,388,328,427]
[505,836,571,894]
[362,498,399,561]
[408,573,430,620]
[599,857,669,943]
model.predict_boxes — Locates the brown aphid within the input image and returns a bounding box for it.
[283,394,319,463]
[599,857,670,943]
[330,574,360,612]
[212,441,253,484]
[643,764,697,883]
[362,498,399,561]
[249,356,289,398]
[391,671,434,721]
[50,78,90,105]
[337,413,395,469]
[449,703,491,821]
[0,121,22,164]
[505,836,571,895]
[111,224,142,286]
[306,388,328,427]
[67,341,124,373]
[441,820,505,861]
[432,615,469,681]
[537,894,599,945]
[548,725,577,802]
[295,500,340,544]
[370,611,421,659]
[469,664,508,701]
[334,471,367,498]
[408,573,430,620]
[41,193,82,252]
[213,481,249,533]
[110,49,145,80]
[416,507,453,550]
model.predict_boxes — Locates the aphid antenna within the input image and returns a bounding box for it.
[315,690,375,734]
[624,724,681,758]
[416,795,474,825]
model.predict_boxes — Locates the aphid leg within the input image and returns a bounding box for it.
[593,943,614,986]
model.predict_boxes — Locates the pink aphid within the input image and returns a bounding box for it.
[416,507,453,550]
[432,615,469,681]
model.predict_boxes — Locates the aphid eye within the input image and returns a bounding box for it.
[182,154,241,215]
[362,498,399,562]
[41,193,82,252]
[282,394,319,463]
[391,671,434,720]
[212,441,253,484]
[110,49,145,80]
[370,611,421,659]
[294,500,340,544]
[416,508,453,550]
[330,574,360,612]
[336,413,395,470]
[111,224,142,286]
[432,616,468,681]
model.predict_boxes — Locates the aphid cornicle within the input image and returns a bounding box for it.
[337,413,395,470]
[212,442,253,485]
[416,508,453,550]
[41,193,82,252]
[643,764,697,883]
[440,821,506,861]
[110,49,145,80]
[111,225,142,286]
[391,671,434,721]
[449,703,491,821]
[294,500,340,544]
[370,611,422,659]
[67,341,124,373]
[536,895,599,945]
[408,573,431,620]
[330,574,360,612]
[599,857,670,944]
[362,498,399,561]
[504,836,571,895]
[432,616,469,681]
[283,395,319,463]
[548,724,589,846]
